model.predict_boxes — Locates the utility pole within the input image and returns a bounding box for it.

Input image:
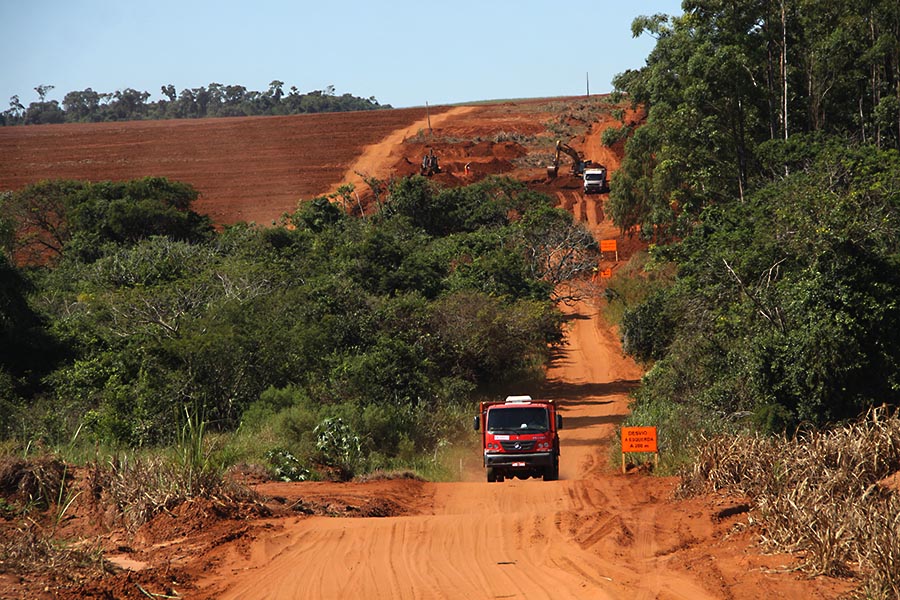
[586,72,590,97]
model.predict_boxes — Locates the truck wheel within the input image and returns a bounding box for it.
[486,467,496,483]
[543,460,559,481]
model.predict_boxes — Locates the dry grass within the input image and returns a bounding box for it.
[0,455,106,585]
[0,520,105,579]
[87,454,258,532]
[679,406,900,598]
[0,455,69,512]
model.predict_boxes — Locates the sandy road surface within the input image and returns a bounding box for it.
[195,304,848,599]
[197,306,711,600]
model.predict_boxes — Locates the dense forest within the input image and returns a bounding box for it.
[0,81,389,126]
[606,0,900,437]
[0,175,594,477]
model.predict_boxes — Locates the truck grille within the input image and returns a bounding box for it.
[500,440,535,452]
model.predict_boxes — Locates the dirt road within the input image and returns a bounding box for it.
[198,304,662,599]
[190,105,847,596]
[192,303,846,599]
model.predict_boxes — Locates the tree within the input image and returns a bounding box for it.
[622,141,900,430]
[515,205,599,302]
[4,178,212,264]
[161,84,177,102]
[62,89,104,122]
[24,100,65,125]
[268,80,285,102]
[610,1,900,238]
[2,95,25,125]
[34,84,54,102]
[5,175,571,454]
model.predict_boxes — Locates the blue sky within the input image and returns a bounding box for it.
[1,1,684,109]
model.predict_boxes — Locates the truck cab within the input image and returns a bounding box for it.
[583,167,608,194]
[474,395,562,482]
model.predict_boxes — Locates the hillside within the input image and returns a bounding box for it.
[2,99,625,237]
[0,98,853,599]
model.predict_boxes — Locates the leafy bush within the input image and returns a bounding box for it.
[314,417,362,480]
[621,289,676,362]
[265,448,310,482]
[2,176,579,480]
[620,143,900,432]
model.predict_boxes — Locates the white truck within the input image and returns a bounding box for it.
[583,167,608,194]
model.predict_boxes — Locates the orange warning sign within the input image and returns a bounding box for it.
[600,239,618,252]
[621,427,658,453]
[600,268,612,279]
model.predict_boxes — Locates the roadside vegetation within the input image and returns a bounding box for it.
[680,407,900,597]
[602,1,900,595]
[0,175,597,480]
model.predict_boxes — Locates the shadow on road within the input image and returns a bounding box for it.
[562,413,626,430]
[541,379,639,402]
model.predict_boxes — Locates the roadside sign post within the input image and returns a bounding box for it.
[600,239,618,262]
[620,426,658,473]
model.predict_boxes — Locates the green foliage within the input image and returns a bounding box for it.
[314,417,362,480]
[610,1,900,238]
[427,291,562,386]
[621,288,676,363]
[2,176,579,480]
[265,448,311,481]
[622,142,900,432]
[385,175,547,237]
[607,3,900,449]
[292,196,345,232]
[5,177,212,263]
[0,254,62,422]
[3,82,390,126]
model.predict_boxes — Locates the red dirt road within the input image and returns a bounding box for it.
[0,101,853,598]
[189,304,848,600]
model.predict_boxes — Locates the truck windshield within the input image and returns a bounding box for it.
[487,407,549,432]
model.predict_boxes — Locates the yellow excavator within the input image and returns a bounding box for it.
[547,140,592,178]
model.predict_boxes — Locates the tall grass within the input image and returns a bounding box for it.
[615,395,737,475]
[679,406,900,598]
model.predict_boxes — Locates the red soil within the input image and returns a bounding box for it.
[0,99,855,599]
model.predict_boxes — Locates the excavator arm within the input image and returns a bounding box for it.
[558,142,582,168]
[547,140,590,178]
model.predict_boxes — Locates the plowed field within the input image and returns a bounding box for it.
[0,100,852,599]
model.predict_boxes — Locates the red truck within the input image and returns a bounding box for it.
[473,395,563,482]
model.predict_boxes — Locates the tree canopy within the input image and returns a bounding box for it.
[608,1,900,433]
[1,81,390,126]
[0,176,594,471]
[610,0,900,239]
